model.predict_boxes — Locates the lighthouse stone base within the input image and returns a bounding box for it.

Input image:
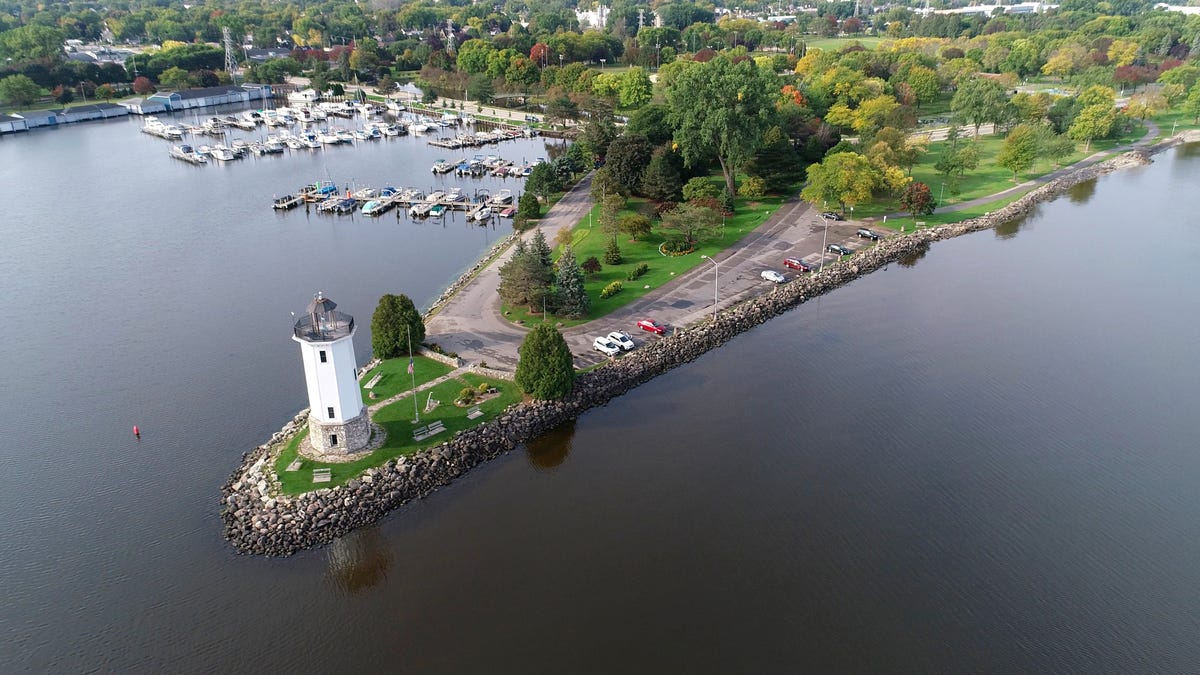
[304,408,372,455]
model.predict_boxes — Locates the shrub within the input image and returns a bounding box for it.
[600,281,624,298]
[683,177,720,202]
[651,200,678,218]
[738,176,766,198]
[456,388,475,405]
[626,262,650,280]
[477,382,490,393]
[661,239,692,254]
[582,256,602,275]
[604,237,623,265]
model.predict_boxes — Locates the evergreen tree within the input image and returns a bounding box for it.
[526,162,560,202]
[530,228,553,270]
[604,236,623,265]
[554,246,589,319]
[497,239,553,311]
[371,293,424,359]
[515,323,575,400]
[517,191,540,219]
[641,146,683,202]
[605,133,654,194]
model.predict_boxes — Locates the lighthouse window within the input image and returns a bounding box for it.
[330,434,338,447]
[319,350,327,363]
[327,407,335,419]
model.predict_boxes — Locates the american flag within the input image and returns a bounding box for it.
[407,357,414,374]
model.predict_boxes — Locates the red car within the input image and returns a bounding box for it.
[636,319,666,335]
[784,257,812,272]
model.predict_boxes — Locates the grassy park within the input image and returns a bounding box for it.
[504,193,786,326]
[275,368,522,494]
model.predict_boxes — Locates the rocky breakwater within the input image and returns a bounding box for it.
[221,148,1152,557]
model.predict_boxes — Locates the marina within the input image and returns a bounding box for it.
[140,101,540,168]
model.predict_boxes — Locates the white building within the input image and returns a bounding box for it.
[292,293,370,454]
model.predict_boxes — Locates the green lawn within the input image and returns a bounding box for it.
[853,120,1146,220]
[878,193,1029,231]
[275,372,522,494]
[505,193,786,327]
[801,36,886,51]
[359,355,453,404]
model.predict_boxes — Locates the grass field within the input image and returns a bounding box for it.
[852,120,1147,220]
[504,192,786,327]
[359,355,453,403]
[275,371,522,494]
[801,36,886,51]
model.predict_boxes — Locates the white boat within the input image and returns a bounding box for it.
[141,116,184,140]
[350,187,378,200]
[210,146,237,162]
[444,188,464,203]
[241,110,264,124]
[489,189,513,205]
[284,137,303,150]
[288,88,320,104]
[425,191,445,203]
[317,130,342,145]
[473,206,492,222]
[169,144,207,164]
[409,202,432,217]
[336,129,355,143]
[352,129,370,141]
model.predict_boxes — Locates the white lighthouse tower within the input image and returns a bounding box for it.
[292,292,370,454]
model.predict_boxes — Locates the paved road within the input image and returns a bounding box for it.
[426,187,870,369]
[425,174,594,369]
[426,120,1164,370]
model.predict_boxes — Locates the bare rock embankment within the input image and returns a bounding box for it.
[221,147,1153,557]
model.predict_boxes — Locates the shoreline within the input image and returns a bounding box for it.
[221,139,1183,557]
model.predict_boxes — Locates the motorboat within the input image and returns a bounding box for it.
[169,144,207,164]
[431,159,454,174]
[272,194,302,210]
[209,145,237,162]
[489,189,513,205]
[473,206,492,222]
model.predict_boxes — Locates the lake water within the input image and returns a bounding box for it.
[1,114,1198,673]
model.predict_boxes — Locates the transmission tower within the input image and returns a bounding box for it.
[223,27,239,85]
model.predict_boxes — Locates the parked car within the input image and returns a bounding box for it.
[761,270,786,284]
[784,257,812,272]
[636,319,667,335]
[828,243,853,256]
[820,211,845,221]
[856,228,881,241]
[607,331,635,351]
[593,336,621,356]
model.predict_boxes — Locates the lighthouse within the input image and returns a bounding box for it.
[292,292,370,454]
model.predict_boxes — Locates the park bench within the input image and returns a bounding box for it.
[466,405,483,420]
[412,420,447,442]
[312,467,332,483]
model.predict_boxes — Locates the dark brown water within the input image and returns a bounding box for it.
[2,117,1198,673]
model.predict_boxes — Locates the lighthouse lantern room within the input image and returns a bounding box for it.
[292,292,370,454]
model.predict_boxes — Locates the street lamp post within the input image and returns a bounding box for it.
[701,255,721,321]
[815,215,830,273]
[559,54,564,68]
[600,58,606,68]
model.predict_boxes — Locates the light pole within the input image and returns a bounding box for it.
[559,54,564,68]
[600,58,606,68]
[701,254,721,321]
[815,215,830,273]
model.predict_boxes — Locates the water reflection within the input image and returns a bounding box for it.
[1067,179,1097,205]
[524,420,575,471]
[995,203,1042,240]
[896,244,929,268]
[325,526,392,594]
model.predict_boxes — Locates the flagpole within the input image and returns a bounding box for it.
[408,325,419,423]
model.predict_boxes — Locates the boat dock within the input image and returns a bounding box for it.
[287,183,517,219]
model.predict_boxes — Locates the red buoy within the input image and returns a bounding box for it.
[133,425,141,438]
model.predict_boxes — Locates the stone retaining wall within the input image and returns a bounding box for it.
[221,147,1155,557]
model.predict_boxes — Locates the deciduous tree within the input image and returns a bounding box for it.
[660,202,720,249]
[950,76,1009,137]
[800,152,876,215]
[997,124,1041,181]
[0,74,41,107]
[899,181,936,220]
[1068,104,1116,150]
[666,55,774,196]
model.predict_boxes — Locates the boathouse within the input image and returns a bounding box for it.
[139,84,274,113]
[0,114,28,134]
[16,110,61,129]
[55,103,129,123]
[120,97,168,115]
